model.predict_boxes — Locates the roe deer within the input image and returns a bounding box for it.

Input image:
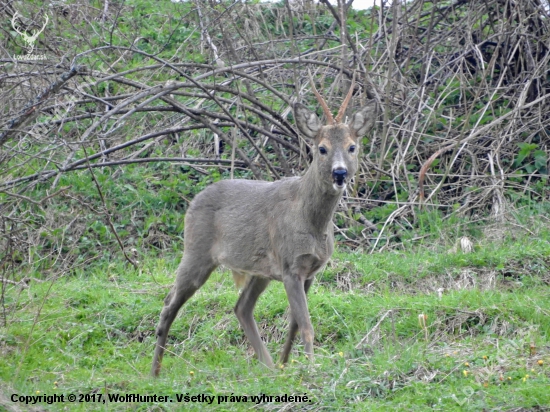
[151,78,378,376]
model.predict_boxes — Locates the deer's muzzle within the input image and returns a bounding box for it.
[332,168,348,187]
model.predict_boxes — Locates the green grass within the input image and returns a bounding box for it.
[1,217,550,411]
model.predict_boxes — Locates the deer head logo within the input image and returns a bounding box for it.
[11,12,49,55]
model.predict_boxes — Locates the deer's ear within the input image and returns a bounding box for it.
[294,103,322,140]
[349,100,378,137]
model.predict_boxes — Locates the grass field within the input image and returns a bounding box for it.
[1,211,549,411]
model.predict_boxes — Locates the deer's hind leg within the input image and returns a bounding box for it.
[234,275,273,368]
[151,254,216,376]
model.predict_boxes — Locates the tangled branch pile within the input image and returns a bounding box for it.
[0,0,549,280]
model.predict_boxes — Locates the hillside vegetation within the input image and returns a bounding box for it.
[1,0,549,268]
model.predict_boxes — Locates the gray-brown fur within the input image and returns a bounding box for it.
[151,95,378,376]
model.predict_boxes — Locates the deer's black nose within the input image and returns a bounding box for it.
[332,168,347,182]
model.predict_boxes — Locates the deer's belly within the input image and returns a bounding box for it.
[217,250,283,281]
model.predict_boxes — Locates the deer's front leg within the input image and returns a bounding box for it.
[282,273,314,362]
[280,278,314,364]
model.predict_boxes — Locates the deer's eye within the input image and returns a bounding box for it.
[319,146,327,155]
[349,145,356,153]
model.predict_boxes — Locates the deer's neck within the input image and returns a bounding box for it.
[297,163,342,234]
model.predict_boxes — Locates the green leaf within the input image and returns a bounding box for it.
[515,143,538,166]
[534,150,547,170]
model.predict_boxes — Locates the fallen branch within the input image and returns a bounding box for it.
[355,310,393,349]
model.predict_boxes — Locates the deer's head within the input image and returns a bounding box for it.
[294,75,378,193]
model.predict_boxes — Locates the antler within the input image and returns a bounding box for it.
[308,70,335,125]
[11,12,25,37]
[335,72,356,123]
[31,14,49,40]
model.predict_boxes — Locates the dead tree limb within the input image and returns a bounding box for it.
[0,65,82,148]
